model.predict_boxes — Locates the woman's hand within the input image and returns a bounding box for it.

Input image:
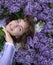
[2,26,13,43]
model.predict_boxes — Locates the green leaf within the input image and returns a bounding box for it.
[12,9,24,19]
[12,62,16,65]
[0,37,4,51]
[39,20,45,26]
[0,8,9,19]
[0,27,5,51]
[45,32,52,38]
[48,33,52,37]
[0,27,5,37]
[48,3,53,8]
[12,62,24,65]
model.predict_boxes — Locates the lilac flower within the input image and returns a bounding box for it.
[49,60,53,65]
[0,8,3,15]
[0,0,4,5]
[38,0,53,3]
[4,0,26,13]
[8,4,20,13]
[23,2,33,15]
[24,2,42,16]
[50,9,53,17]
[25,55,33,63]
[27,37,34,48]
[37,12,47,20]
[49,0,53,3]
[15,31,53,65]
[50,49,53,59]
[33,35,39,44]
[16,30,53,65]
[0,0,53,65]
[4,0,12,8]
[42,21,53,34]
[25,0,34,3]
[43,8,50,15]
[34,2,42,11]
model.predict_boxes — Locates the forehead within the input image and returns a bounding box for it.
[11,19,28,28]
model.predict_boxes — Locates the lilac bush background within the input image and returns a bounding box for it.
[0,0,53,65]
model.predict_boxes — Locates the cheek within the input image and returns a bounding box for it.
[6,25,11,32]
[13,29,20,36]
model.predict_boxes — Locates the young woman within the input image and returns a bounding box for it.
[0,15,37,65]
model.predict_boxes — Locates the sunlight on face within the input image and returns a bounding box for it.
[5,19,29,38]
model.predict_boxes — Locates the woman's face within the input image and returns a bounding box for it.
[5,19,28,38]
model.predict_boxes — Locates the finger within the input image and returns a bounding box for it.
[2,28,7,34]
[2,26,5,29]
[2,26,8,34]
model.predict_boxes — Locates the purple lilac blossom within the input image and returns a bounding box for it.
[38,0,53,3]
[0,0,4,5]
[23,2,42,17]
[15,31,53,65]
[42,21,53,34]
[0,8,3,15]
[4,0,26,13]
[0,0,53,65]
[23,2,33,15]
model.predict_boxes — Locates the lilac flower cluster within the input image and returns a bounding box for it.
[0,8,3,16]
[0,0,53,16]
[0,0,4,15]
[23,2,42,17]
[4,0,26,13]
[0,0,53,65]
[38,0,53,4]
[0,0,26,14]
[14,0,53,65]
[14,31,53,65]
[0,0,4,5]
[42,21,53,34]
